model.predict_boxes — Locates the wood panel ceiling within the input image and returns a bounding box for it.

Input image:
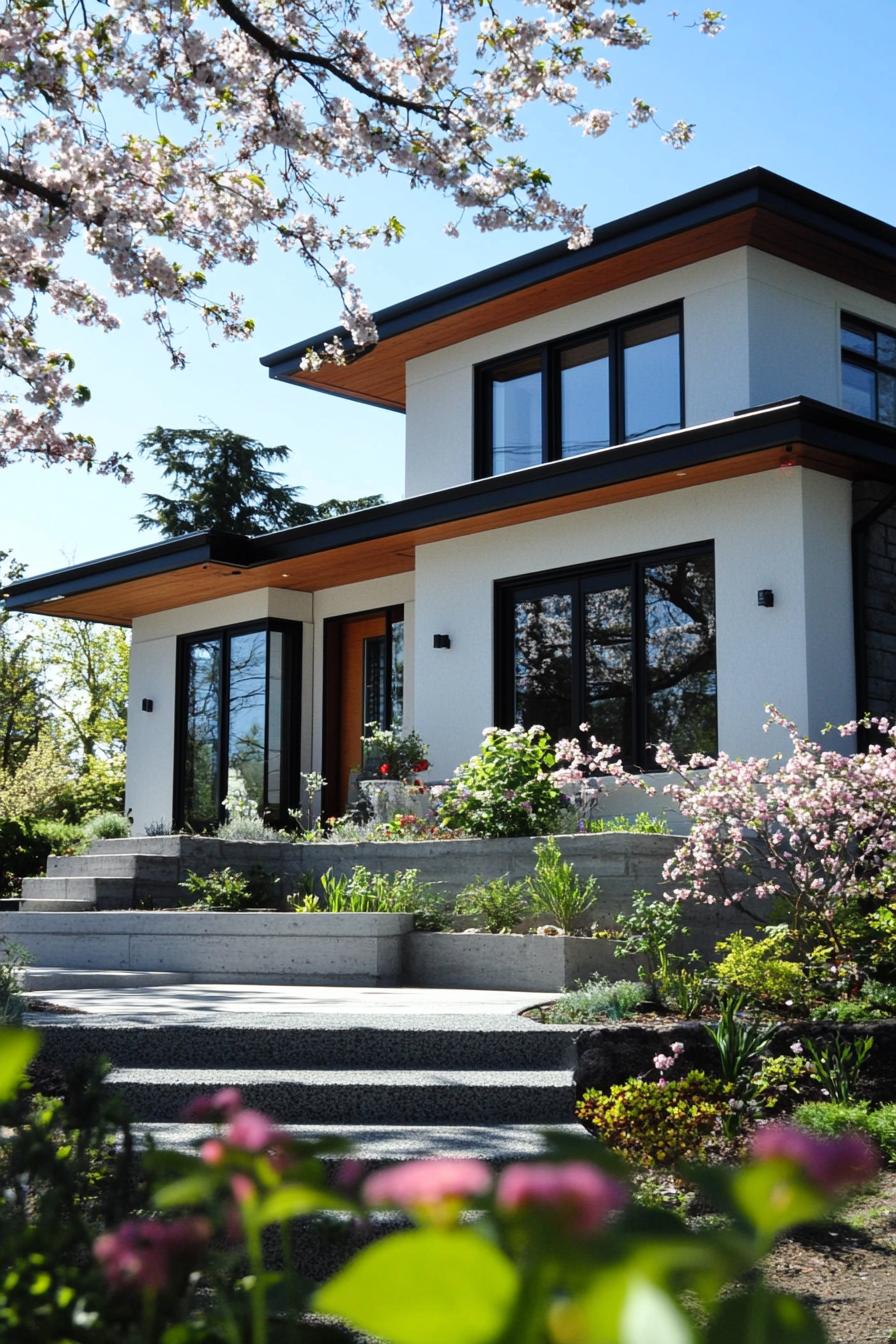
[280,207,896,411]
[21,445,855,625]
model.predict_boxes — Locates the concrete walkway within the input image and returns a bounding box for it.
[24,977,558,1018]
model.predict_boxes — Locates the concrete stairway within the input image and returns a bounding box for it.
[31,1012,580,1145]
[20,851,183,911]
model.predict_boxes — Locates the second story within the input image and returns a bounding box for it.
[261,168,896,498]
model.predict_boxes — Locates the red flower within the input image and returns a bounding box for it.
[413,760,430,773]
[378,762,390,776]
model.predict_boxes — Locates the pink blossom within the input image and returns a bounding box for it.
[362,1159,492,1211]
[200,1138,226,1166]
[225,1109,290,1153]
[750,1126,879,1194]
[94,1218,210,1293]
[182,1087,244,1123]
[496,1161,627,1235]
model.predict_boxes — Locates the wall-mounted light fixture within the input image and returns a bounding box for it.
[757,590,775,608]
[433,634,451,649]
[141,698,154,713]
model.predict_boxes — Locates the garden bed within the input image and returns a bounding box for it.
[407,930,641,991]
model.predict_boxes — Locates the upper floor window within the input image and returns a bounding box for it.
[476,306,682,477]
[842,314,896,427]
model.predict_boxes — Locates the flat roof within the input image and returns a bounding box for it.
[260,168,896,410]
[6,398,896,625]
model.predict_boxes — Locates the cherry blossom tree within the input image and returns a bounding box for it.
[1,0,723,476]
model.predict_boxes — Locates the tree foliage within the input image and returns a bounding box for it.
[0,551,46,772]
[0,0,723,474]
[136,425,384,535]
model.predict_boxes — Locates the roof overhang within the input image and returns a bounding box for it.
[6,399,896,627]
[260,168,896,411]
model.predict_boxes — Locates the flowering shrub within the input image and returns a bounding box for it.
[433,725,567,837]
[360,723,430,781]
[650,706,896,958]
[0,1027,883,1344]
[577,1070,732,1166]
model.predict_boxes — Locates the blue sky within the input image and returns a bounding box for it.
[4,0,896,578]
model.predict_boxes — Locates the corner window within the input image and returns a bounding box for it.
[476,306,683,477]
[842,315,896,427]
[497,545,716,767]
[177,620,300,830]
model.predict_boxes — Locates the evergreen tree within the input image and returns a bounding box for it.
[136,426,383,536]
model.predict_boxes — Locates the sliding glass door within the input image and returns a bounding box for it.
[177,620,300,831]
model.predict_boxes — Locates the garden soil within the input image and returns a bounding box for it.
[764,1171,896,1343]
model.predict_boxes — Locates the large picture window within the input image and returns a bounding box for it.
[176,619,301,831]
[476,306,683,477]
[841,314,896,427]
[497,545,716,766]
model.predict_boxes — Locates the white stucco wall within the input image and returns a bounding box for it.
[126,580,415,832]
[412,467,856,780]
[404,250,752,496]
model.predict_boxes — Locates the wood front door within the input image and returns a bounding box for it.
[336,612,387,813]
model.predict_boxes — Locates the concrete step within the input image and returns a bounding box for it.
[20,876,135,910]
[47,853,179,881]
[34,1014,577,1071]
[106,1067,576,1124]
[133,1121,584,1163]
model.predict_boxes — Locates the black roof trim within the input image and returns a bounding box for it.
[260,168,896,381]
[6,398,896,616]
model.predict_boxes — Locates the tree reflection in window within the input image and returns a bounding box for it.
[645,557,717,758]
[512,592,573,741]
[184,639,222,830]
[227,630,267,806]
[584,583,633,760]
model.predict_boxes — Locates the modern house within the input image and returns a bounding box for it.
[6,167,896,833]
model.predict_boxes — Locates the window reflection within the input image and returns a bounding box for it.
[644,556,717,759]
[390,618,405,731]
[584,583,633,760]
[623,314,682,441]
[560,337,610,457]
[490,355,543,474]
[512,591,573,741]
[266,632,283,808]
[227,630,267,807]
[841,315,896,427]
[184,639,222,831]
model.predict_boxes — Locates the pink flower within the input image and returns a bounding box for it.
[94,1218,210,1293]
[790,1042,804,1056]
[230,1174,256,1206]
[495,1162,627,1235]
[750,1125,879,1194]
[199,1138,226,1166]
[225,1109,290,1153]
[671,1042,685,1055]
[182,1087,244,1123]
[362,1159,492,1212]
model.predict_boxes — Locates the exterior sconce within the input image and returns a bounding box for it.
[141,698,154,712]
[757,590,775,608]
[433,634,451,649]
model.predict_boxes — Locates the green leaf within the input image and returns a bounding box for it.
[152,1171,218,1209]
[729,1160,828,1241]
[707,1289,827,1343]
[253,1184,350,1227]
[313,1227,518,1344]
[0,1029,38,1102]
[577,1266,697,1344]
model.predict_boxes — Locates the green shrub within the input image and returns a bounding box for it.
[0,937,29,1025]
[81,811,131,841]
[434,725,566,838]
[303,865,448,928]
[613,890,685,989]
[714,927,809,1010]
[577,1070,731,1166]
[800,1033,873,1105]
[542,975,644,1024]
[751,1052,817,1113]
[55,754,127,822]
[0,817,83,896]
[180,866,280,911]
[585,812,670,835]
[527,836,598,933]
[454,876,530,933]
[794,1100,896,1164]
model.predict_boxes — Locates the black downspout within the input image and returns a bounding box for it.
[851,483,896,741]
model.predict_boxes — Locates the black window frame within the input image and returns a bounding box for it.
[474,301,685,479]
[494,540,716,769]
[173,617,302,831]
[841,312,896,427]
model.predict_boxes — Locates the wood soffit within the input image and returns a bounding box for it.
[15,445,862,625]
[281,208,896,411]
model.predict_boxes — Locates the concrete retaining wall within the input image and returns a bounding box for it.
[0,911,412,986]
[407,932,641,992]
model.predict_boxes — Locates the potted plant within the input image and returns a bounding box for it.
[357,724,432,822]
